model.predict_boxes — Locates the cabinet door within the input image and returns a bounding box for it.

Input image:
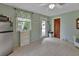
[20,32,30,46]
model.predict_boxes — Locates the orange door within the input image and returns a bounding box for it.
[54,18,60,38]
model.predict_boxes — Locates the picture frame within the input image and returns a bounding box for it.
[76,18,79,29]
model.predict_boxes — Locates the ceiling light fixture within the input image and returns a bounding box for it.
[49,4,55,9]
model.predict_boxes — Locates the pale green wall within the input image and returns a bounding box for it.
[31,13,48,42]
[31,14,41,42]
[0,4,19,48]
[51,10,79,43]
[0,4,49,48]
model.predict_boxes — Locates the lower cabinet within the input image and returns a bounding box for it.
[20,32,30,46]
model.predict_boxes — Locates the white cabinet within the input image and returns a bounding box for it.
[0,22,13,55]
[0,32,13,55]
[20,32,30,46]
[74,36,79,47]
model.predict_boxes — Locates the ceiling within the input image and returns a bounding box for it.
[3,3,79,17]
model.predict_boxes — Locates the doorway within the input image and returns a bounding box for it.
[54,18,60,38]
[41,20,46,37]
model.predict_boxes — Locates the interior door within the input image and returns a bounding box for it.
[54,18,60,38]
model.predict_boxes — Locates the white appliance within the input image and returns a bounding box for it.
[74,36,79,48]
[0,15,13,56]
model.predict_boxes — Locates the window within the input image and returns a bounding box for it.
[17,17,31,32]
